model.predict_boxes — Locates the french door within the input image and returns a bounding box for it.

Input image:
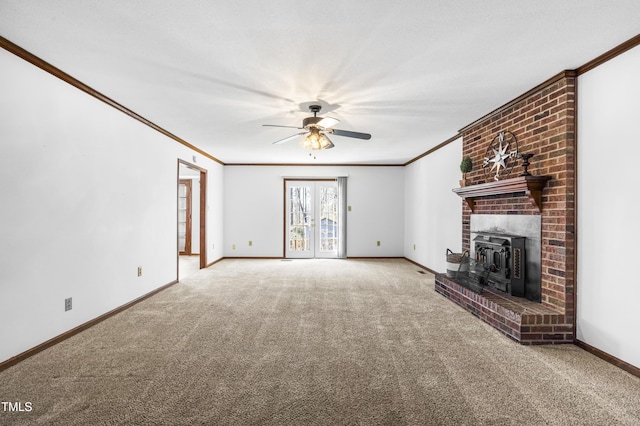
[285,180,340,259]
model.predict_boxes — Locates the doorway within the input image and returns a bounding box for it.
[285,179,340,259]
[178,160,207,277]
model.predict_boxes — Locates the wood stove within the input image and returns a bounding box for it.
[473,232,526,297]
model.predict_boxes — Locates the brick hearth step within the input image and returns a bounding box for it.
[435,273,573,344]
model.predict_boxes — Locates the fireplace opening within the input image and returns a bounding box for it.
[454,214,542,302]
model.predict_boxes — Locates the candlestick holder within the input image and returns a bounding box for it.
[519,153,534,176]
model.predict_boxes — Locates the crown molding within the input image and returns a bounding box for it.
[577,33,640,75]
[0,35,224,166]
[224,162,404,167]
[403,133,461,166]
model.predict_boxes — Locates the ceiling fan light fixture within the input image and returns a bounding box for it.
[302,128,333,150]
[319,134,334,150]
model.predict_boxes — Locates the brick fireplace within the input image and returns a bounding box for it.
[435,71,576,344]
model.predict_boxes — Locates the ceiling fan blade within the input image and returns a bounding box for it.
[328,128,372,140]
[272,132,307,145]
[263,124,304,130]
[316,116,339,128]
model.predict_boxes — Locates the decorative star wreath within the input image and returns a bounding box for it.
[482,131,519,181]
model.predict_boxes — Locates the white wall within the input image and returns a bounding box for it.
[577,45,640,368]
[404,139,463,272]
[0,49,224,363]
[223,165,405,257]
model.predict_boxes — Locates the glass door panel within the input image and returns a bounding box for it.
[316,183,338,258]
[178,179,192,255]
[286,183,312,258]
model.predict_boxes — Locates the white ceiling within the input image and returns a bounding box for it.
[1,1,639,165]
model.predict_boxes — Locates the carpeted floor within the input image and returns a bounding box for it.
[1,259,639,425]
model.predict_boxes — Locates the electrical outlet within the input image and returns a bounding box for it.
[413,244,416,250]
[137,266,142,277]
[377,241,381,246]
[248,241,253,247]
[232,244,236,250]
[348,205,352,212]
[65,297,72,312]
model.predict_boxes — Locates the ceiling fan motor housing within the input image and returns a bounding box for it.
[303,116,323,128]
[303,105,324,128]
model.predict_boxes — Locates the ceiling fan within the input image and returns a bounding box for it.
[263,105,371,150]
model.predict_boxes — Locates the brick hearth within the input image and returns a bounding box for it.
[435,274,572,344]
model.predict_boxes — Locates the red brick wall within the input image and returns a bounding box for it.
[459,71,576,322]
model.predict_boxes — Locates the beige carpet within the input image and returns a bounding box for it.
[1,259,639,425]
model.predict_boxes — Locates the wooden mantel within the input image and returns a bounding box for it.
[452,175,551,212]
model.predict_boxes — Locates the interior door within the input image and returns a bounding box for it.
[285,180,339,259]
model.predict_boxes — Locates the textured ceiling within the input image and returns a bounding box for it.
[1,1,639,164]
